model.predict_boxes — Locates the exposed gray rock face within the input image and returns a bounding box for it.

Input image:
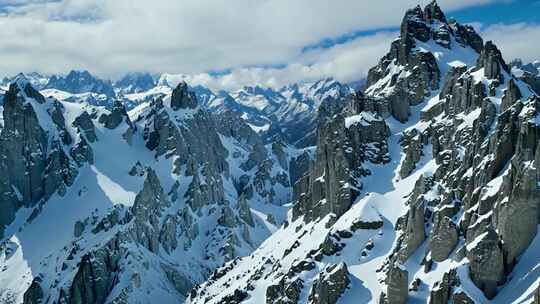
[73,111,97,142]
[238,194,254,227]
[454,22,484,53]
[452,291,475,304]
[98,99,132,130]
[1,81,48,203]
[476,41,509,81]
[495,153,539,271]
[428,269,459,304]
[266,276,304,304]
[396,177,427,263]
[44,140,78,199]
[130,168,171,254]
[50,101,73,145]
[501,79,522,112]
[70,136,94,166]
[171,81,197,110]
[59,235,122,304]
[429,215,458,262]
[162,263,195,297]
[218,203,238,228]
[241,141,267,172]
[307,263,350,304]
[385,264,408,304]
[216,110,263,148]
[23,277,44,304]
[292,114,356,222]
[0,80,79,237]
[466,228,505,299]
[399,129,424,178]
[73,220,86,238]
[289,151,312,186]
[272,140,289,170]
[366,2,477,122]
[143,97,228,182]
[292,98,390,223]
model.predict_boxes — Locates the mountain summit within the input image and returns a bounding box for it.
[45,70,116,98]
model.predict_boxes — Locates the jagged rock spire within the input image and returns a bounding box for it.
[132,168,168,219]
[401,5,430,43]
[98,99,133,129]
[477,40,510,80]
[423,0,446,24]
[171,81,197,110]
[6,75,46,104]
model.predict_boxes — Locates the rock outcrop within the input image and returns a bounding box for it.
[385,264,408,304]
[171,81,197,110]
[308,263,350,304]
[429,215,458,262]
[466,229,505,299]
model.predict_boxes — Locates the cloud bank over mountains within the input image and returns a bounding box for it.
[0,0,538,91]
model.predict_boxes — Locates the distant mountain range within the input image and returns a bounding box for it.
[1,71,358,147]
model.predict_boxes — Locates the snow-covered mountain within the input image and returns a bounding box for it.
[115,72,157,95]
[196,78,354,147]
[1,71,354,148]
[188,2,540,304]
[0,74,313,303]
[119,77,355,147]
[45,70,116,98]
[1,72,50,91]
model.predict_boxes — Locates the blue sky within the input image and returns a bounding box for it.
[0,0,538,90]
[452,0,540,24]
[304,0,540,54]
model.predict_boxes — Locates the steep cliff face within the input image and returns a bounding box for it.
[0,76,82,237]
[188,2,540,304]
[0,80,307,303]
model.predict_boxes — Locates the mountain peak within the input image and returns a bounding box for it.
[403,1,446,24]
[423,0,446,23]
[115,72,156,94]
[477,40,510,79]
[6,73,47,105]
[13,73,30,90]
[45,69,116,97]
[170,81,197,110]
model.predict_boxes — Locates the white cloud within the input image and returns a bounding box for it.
[176,31,397,91]
[0,0,495,80]
[480,23,540,63]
